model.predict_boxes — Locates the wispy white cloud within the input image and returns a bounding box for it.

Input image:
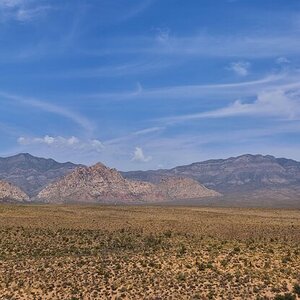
[118,0,154,22]
[85,73,286,103]
[118,119,300,169]
[153,123,300,149]
[0,91,95,134]
[83,0,154,27]
[105,126,164,146]
[228,61,250,76]
[155,27,170,44]
[84,32,300,59]
[160,34,300,58]
[0,121,23,137]
[0,0,53,22]
[132,147,152,163]
[18,135,103,152]
[133,126,163,136]
[0,0,23,7]
[160,87,300,124]
[276,56,290,65]
[57,60,172,79]
[16,5,51,21]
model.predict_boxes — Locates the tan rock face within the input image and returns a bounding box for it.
[37,163,220,203]
[0,180,29,202]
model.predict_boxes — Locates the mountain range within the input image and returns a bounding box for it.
[123,154,300,202]
[0,153,299,205]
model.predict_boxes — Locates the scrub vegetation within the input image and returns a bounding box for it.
[0,205,299,299]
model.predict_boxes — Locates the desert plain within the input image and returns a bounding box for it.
[0,204,299,299]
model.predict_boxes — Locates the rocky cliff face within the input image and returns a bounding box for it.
[0,153,79,197]
[0,180,29,202]
[37,163,219,203]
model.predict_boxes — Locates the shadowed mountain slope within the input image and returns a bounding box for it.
[122,154,300,200]
[0,153,79,197]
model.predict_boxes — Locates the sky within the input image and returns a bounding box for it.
[1,0,300,170]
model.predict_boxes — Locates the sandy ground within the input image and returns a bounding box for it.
[0,204,299,299]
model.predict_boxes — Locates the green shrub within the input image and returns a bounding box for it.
[274,293,296,300]
[177,244,187,256]
[293,283,300,296]
[177,272,186,281]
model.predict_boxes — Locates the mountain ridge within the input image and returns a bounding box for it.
[37,162,220,203]
[122,154,300,200]
[0,153,80,197]
[0,153,299,203]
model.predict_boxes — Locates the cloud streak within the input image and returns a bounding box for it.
[0,0,53,22]
[160,86,300,124]
[85,73,287,103]
[58,60,172,79]
[0,91,95,134]
[84,32,300,59]
[104,126,164,146]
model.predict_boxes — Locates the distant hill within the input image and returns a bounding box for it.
[122,154,300,201]
[0,153,79,197]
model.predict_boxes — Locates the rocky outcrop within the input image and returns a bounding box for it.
[0,180,29,202]
[37,163,219,203]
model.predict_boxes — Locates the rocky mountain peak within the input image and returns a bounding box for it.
[37,163,220,203]
[12,153,33,161]
[0,153,79,196]
[90,163,121,177]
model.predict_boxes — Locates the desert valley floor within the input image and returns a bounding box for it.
[0,205,299,299]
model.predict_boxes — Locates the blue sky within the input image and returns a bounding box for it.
[1,0,300,170]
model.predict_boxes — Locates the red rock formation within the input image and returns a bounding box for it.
[37,163,220,203]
